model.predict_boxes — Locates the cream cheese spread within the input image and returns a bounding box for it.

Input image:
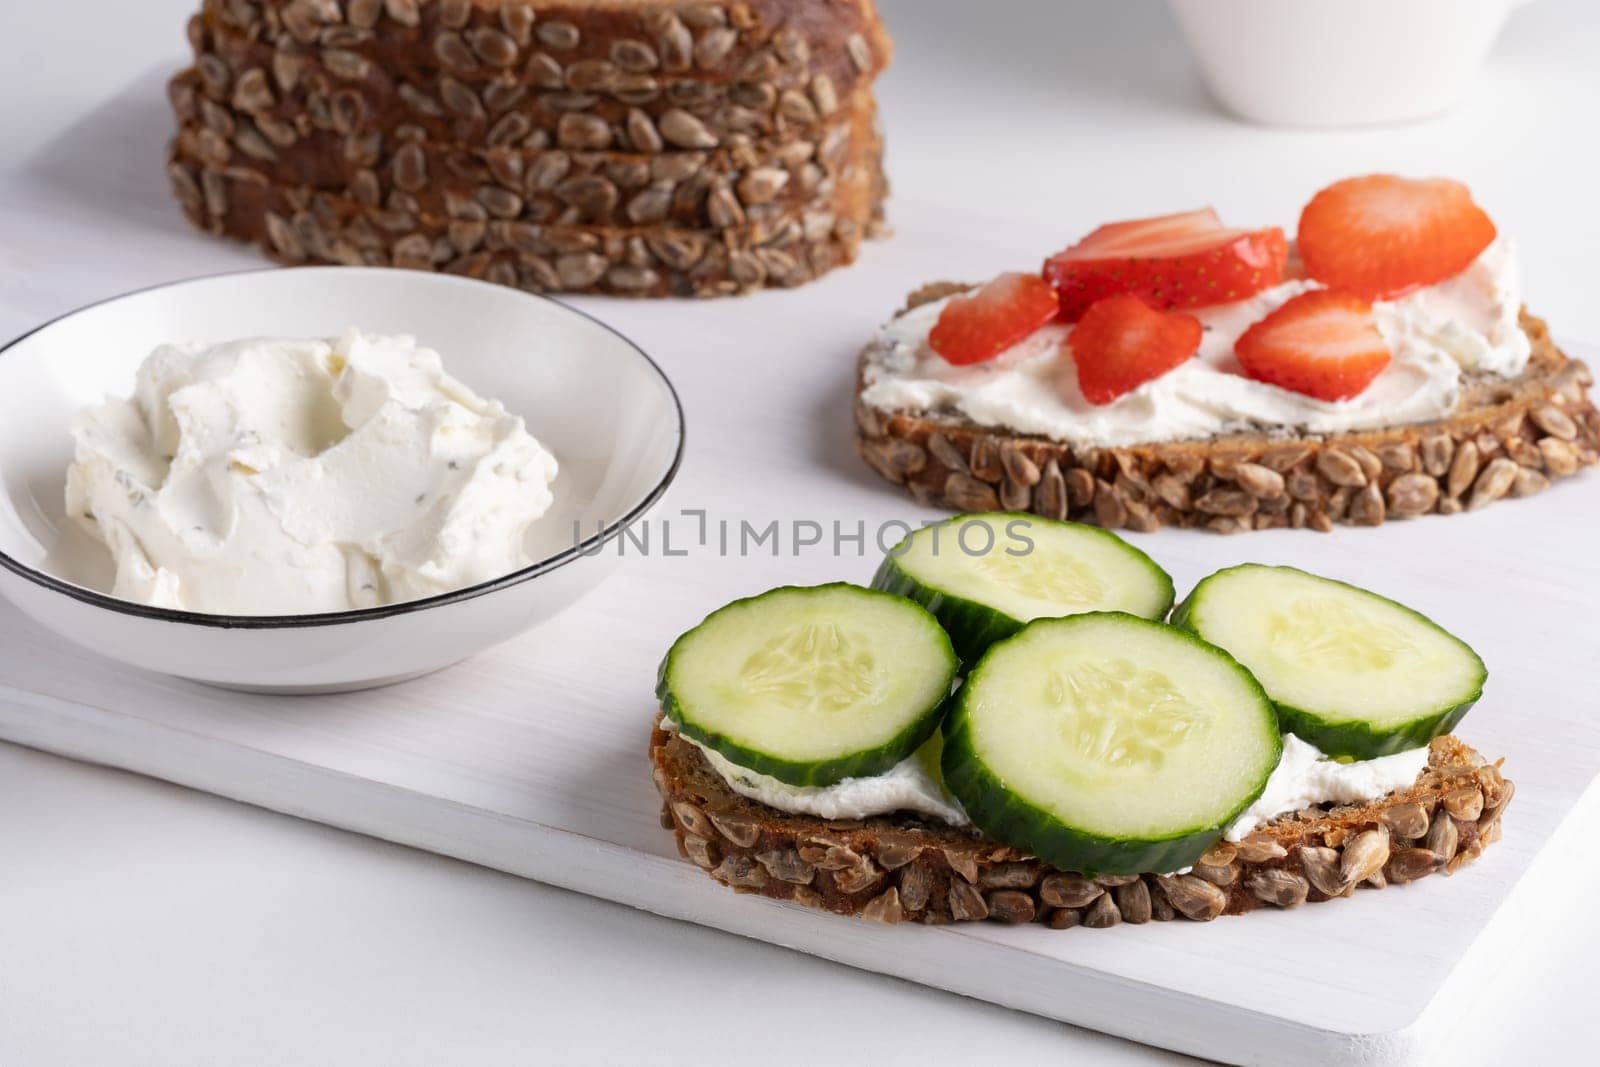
[1222,734,1429,842]
[859,239,1529,448]
[682,722,1423,846]
[673,725,970,826]
[66,330,559,615]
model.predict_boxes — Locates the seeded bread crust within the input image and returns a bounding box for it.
[651,719,1512,927]
[199,0,892,107]
[184,22,876,154]
[169,70,884,231]
[173,0,891,295]
[168,141,884,295]
[854,284,1599,533]
[189,3,888,145]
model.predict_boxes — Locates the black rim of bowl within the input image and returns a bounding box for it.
[0,266,686,630]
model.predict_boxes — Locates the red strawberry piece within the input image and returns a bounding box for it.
[1066,295,1203,406]
[1063,207,1226,255]
[927,272,1060,366]
[1044,208,1288,321]
[1234,289,1392,402]
[1297,174,1497,301]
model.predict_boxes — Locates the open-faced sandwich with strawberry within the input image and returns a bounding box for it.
[855,175,1598,533]
[651,514,1511,926]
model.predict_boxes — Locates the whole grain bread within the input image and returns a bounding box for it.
[189,0,888,141]
[169,69,884,231]
[186,22,877,153]
[168,143,883,295]
[171,0,892,295]
[651,718,1512,927]
[198,0,892,98]
[855,285,1599,533]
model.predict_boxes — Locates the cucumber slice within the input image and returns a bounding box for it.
[872,513,1174,663]
[1172,564,1486,760]
[658,583,959,787]
[942,613,1280,875]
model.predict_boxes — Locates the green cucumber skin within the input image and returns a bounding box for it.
[656,582,959,788]
[941,613,1282,877]
[1265,699,1476,761]
[1171,564,1487,761]
[871,554,1023,666]
[871,512,1176,665]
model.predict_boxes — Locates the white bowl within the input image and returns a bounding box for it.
[1169,0,1531,127]
[0,268,683,693]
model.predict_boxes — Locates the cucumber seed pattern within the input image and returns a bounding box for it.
[738,623,880,713]
[1045,659,1202,773]
[970,546,1107,607]
[1267,598,1415,671]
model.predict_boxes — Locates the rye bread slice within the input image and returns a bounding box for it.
[855,285,1599,533]
[186,4,890,148]
[167,143,885,297]
[651,717,1512,927]
[172,77,889,233]
[168,68,886,232]
[171,0,894,296]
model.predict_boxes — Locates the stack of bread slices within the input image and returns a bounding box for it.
[167,0,892,296]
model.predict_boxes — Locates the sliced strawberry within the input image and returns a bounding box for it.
[1234,290,1392,402]
[1064,207,1226,257]
[1066,295,1203,405]
[927,272,1060,366]
[1044,209,1288,321]
[1297,175,1497,301]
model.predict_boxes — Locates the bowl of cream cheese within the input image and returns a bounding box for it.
[0,268,683,692]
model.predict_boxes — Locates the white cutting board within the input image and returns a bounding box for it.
[2,278,1598,1066]
[5,72,1600,1063]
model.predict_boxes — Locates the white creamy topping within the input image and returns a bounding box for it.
[860,239,1530,448]
[678,718,1424,843]
[1222,735,1430,843]
[66,330,559,615]
[676,727,970,826]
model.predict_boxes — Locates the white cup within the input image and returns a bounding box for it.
[1168,0,1532,127]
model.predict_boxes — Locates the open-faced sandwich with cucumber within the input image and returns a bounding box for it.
[650,513,1512,927]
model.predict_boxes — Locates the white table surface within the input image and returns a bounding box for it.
[3,1,1598,1063]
